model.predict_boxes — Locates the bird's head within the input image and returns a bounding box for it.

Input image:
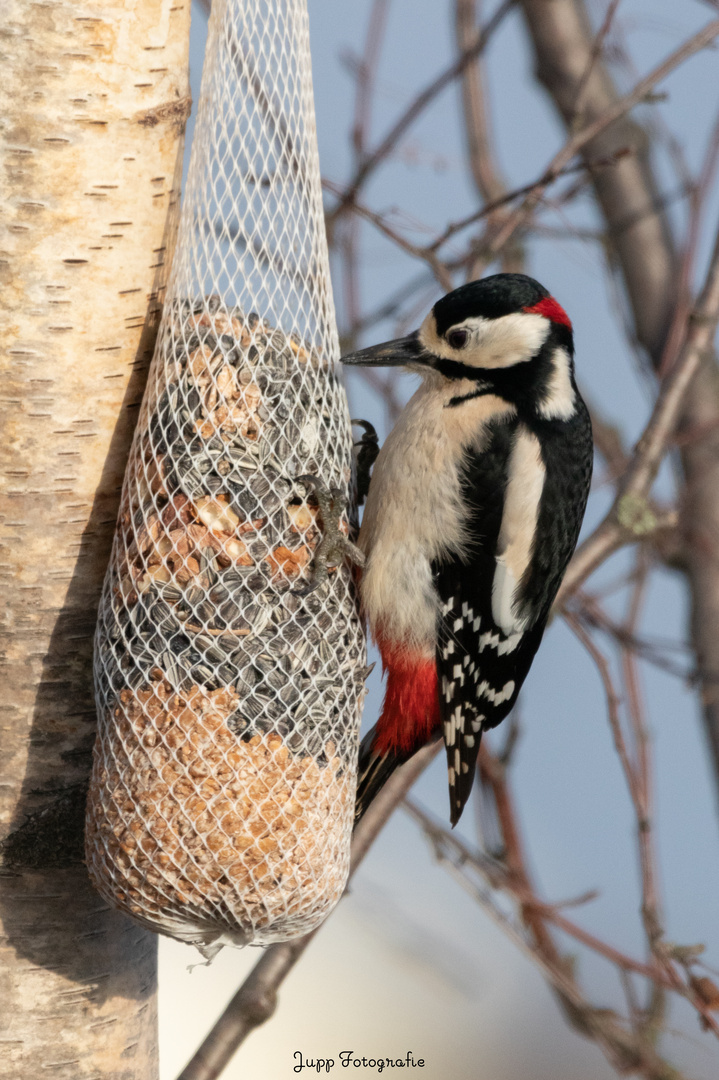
[342,273,577,420]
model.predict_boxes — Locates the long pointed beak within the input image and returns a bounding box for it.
[341,330,430,368]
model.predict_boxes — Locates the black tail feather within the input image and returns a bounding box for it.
[354,725,411,827]
[448,724,484,827]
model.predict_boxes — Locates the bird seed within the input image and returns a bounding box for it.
[89,297,364,953]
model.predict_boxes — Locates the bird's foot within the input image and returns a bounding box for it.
[294,475,365,596]
[352,419,380,507]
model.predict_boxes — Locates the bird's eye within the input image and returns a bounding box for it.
[447,329,468,350]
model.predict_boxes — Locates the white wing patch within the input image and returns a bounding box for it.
[492,561,528,637]
[538,346,576,420]
[492,426,546,635]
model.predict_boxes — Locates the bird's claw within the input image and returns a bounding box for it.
[293,474,365,596]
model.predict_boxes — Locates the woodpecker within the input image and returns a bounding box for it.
[342,273,593,826]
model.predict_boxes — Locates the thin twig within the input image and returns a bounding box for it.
[428,149,628,254]
[575,598,690,681]
[339,0,391,339]
[343,269,433,338]
[563,611,636,790]
[323,177,454,290]
[350,0,391,164]
[470,17,719,273]
[570,0,623,129]
[404,788,701,1076]
[326,154,621,288]
[621,556,664,950]
[566,590,719,1037]
[326,0,516,224]
[455,0,524,274]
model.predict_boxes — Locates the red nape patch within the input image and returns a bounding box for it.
[373,641,441,756]
[523,296,572,330]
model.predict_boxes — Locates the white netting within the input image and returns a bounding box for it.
[86,0,365,956]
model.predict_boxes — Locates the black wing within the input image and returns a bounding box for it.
[434,406,592,825]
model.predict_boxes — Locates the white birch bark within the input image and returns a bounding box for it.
[0,1,191,1076]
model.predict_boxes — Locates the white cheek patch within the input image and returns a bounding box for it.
[538,346,576,420]
[419,311,551,369]
[492,427,546,635]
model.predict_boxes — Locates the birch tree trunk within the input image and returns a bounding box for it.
[0,2,191,1076]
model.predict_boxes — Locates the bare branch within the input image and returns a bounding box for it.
[323,177,454,290]
[333,13,719,286]
[569,0,622,130]
[658,109,719,378]
[563,611,637,789]
[517,0,679,361]
[454,0,524,273]
[429,149,629,255]
[564,597,719,1038]
[473,17,719,276]
[575,598,689,680]
[350,0,391,162]
[455,0,505,204]
[342,269,434,338]
[557,213,719,606]
[405,794,662,984]
[405,782,703,1076]
[326,0,515,224]
[622,561,664,950]
[339,0,392,341]
[326,152,623,290]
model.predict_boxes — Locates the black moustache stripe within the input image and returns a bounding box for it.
[432,357,490,381]
[446,385,494,408]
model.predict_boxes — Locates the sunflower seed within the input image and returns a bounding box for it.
[279,683,300,706]
[217,598,241,624]
[196,601,215,625]
[251,609,272,636]
[226,447,257,470]
[158,583,183,603]
[217,663,239,685]
[265,669,285,691]
[186,586,203,608]
[245,572,268,592]
[319,641,334,665]
[222,567,254,588]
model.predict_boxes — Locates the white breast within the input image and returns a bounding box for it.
[358,380,515,654]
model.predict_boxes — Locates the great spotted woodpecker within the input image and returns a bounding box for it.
[342,273,593,826]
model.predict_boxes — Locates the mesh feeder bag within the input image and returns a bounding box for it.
[86,0,365,955]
